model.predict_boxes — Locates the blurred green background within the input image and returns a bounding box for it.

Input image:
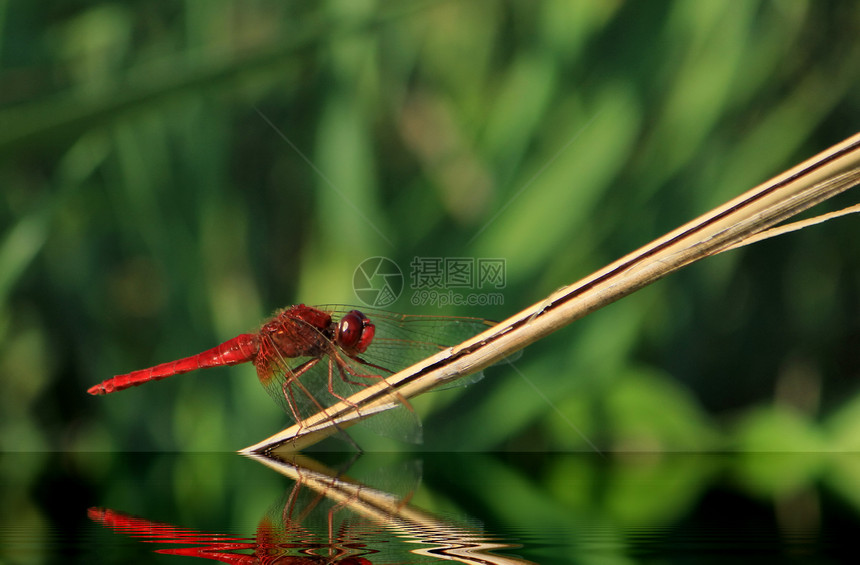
[1,0,859,452]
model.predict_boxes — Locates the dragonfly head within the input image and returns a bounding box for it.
[337,310,375,355]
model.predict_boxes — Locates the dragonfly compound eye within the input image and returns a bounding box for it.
[338,310,375,354]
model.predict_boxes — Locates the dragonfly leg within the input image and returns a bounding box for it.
[326,357,362,414]
[283,357,363,450]
[281,379,305,427]
[330,350,415,414]
[331,351,392,386]
[281,357,322,426]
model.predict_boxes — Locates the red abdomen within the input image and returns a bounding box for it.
[87,333,260,395]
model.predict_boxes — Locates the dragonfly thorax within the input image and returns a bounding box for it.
[256,304,335,360]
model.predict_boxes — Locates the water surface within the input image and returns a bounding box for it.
[2,451,857,563]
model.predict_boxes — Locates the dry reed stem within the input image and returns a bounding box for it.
[243,131,860,454]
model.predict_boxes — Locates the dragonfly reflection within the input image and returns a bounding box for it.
[89,454,532,565]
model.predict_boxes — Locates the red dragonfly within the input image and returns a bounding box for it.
[88,304,493,441]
